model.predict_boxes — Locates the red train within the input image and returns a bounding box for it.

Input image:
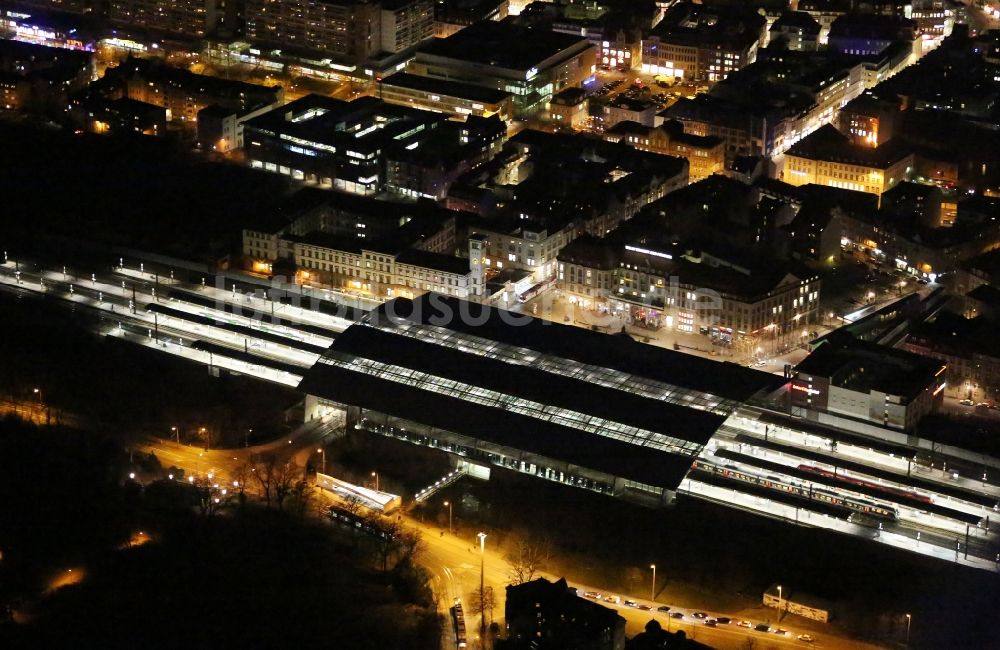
[797,465,933,504]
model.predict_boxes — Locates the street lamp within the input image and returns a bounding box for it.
[171,426,178,444]
[371,471,379,492]
[905,613,912,645]
[444,500,453,533]
[316,447,326,474]
[477,531,487,638]
[33,388,42,405]
[649,564,656,601]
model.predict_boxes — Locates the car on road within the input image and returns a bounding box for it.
[656,606,671,613]
[705,619,718,627]
[604,596,620,604]
[797,634,814,642]
[716,617,731,625]
[692,612,708,619]
[670,613,684,619]
[637,604,652,611]
[775,628,788,635]
[960,398,975,406]
[584,591,602,600]
[624,600,637,607]
[737,620,753,628]
[755,623,771,632]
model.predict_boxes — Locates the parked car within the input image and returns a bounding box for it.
[775,628,788,635]
[671,612,684,619]
[637,604,652,611]
[736,620,753,628]
[692,612,708,619]
[960,398,975,406]
[797,634,815,642]
[584,591,602,600]
[656,605,671,613]
[755,623,771,632]
[624,600,637,607]
[705,619,718,627]
[716,617,732,625]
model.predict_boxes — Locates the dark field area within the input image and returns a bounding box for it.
[0,121,292,261]
[0,417,440,650]
[0,293,298,447]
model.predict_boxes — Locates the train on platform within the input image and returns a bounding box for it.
[797,464,933,504]
[691,460,899,521]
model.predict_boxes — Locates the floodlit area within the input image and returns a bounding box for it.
[2,257,999,572]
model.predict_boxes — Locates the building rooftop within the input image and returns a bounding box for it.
[770,10,821,35]
[244,93,441,148]
[796,333,945,400]
[649,2,766,50]
[550,86,588,106]
[298,295,784,489]
[379,71,512,104]
[109,56,280,103]
[785,124,912,168]
[394,248,470,276]
[418,20,590,73]
[828,13,916,41]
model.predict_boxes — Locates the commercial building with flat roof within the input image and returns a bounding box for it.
[791,333,946,431]
[242,94,442,194]
[298,294,783,504]
[377,71,514,120]
[409,20,596,117]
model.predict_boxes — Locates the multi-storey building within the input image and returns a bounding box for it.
[910,0,955,41]
[0,38,93,113]
[106,0,218,38]
[556,234,820,343]
[600,95,658,128]
[769,11,821,51]
[640,2,766,82]
[827,13,917,57]
[838,93,898,146]
[604,119,725,182]
[380,0,433,53]
[245,0,383,61]
[106,57,282,123]
[433,0,507,38]
[293,237,474,298]
[409,20,595,117]
[242,94,441,194]
[242,189,476,298]
[546,86,588,129]
[791,334,945,432]
[377,71,514,120]
[782,124,913,196]
[385,115,508,200]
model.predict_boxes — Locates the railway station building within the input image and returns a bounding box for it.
[298,294,784,506]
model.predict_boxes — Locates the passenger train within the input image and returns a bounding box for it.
[797,464,933,504]
[691,460,899,520]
